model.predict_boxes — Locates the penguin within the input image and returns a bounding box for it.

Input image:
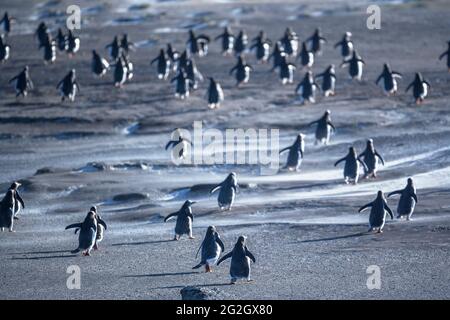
[0,186,16,232]
[334,147,367,184]
[358,139,385,179]
[91,50,110,77]
[387,178,418,221]
[276,55,296,85]
[295,71,319,104]
[65,30,80,57]
[122,53,134,80]
[176,50,189,72]
[185,58,203,90]
[334,32,354,59]
[217,235,256,284]
[171,70,191,99]
[105,36,121,61]
[279,133,305,171]
[206,77,224,109]
[375,63,402,95]
[0,12,14,36]
[35,22,50,49]
[8,182,25,220]
[215,26,234,56]
[57,69,80,102]
[439,41,450,72]
[358,191,394,233]
[233,30,248,56]
[151,49,171,80]
[113,56,128,88]
[315,65,337,97]
[405,72,431,105]
[307,110,336,145]
[192,226,225,272]
[40,34,56,64]
[165,130,192,159]
[279,27,298,57]
[306,28,327,55]
[9,66,33,97]
[298,42,314,68]
[120,33,135,54]
[167,43,180,71]
[56,28,67,51]
[0,35,11,63]
[210,172,238,211]
[250,31,271,63]
[164,200,196,240]
[229,56,253,87]
[269,42,285,72]
[341,50,365,81]
[186,29,210,57]
[66,211,106,256]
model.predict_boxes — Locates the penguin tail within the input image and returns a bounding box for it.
[192,263,203,269]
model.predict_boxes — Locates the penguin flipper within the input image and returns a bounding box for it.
[195,239,204,259]
[279,146,290,154]
[210,185,222,194]
[65,223,82,230]
[384,202,394,219]
[411,193,418,203]
[327,121,336,132]
[375,151,385,165]
[217,251,232,266]
[164,211,178,222]
[387,190,402,198]
[358,203,372,213]
[165,140,176,150]
[334,157,346,167]
[439,51,448,60]
[97,218,107,230]
[216,236,225,252]
[16,192,25,209]
[245,247,256,263]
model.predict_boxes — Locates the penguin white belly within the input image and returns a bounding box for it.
[307,53,314,67]
[73,39,80,53]
[421,83,428,99]
[356,62,363,80]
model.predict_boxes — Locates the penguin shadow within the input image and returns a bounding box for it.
[298,232,369,243]
[123,271,200,279]
[111,239,174,247]
[148,283,233,290]
[10,249,80,260]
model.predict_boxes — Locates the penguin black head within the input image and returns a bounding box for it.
[209,77,216,84]
[325,109,331,115]
[24,65,29,72]
[377,190,383,198]
[296,133,305,142]
[90,206,97,213]
[10,181,21,190]
[159,48,164,55]
[315,28,321,35]
[407,178,414,186]
[183,200,196,207]
[383,63,391,73]
[415,72,423,82]
[367,139,374,148]
[301,42,307,50]
[327,64,335,72]
[236,235,247,246]
[345,31,352,39]
[206,225,216,235]
[86,210,96,220]
[349,146,356,155]
[189,29,195,37]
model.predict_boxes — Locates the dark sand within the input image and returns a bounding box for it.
[0,0,449,299]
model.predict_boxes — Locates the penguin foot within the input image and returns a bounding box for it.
[9,229,15,232]
[189,236,195,239]
[377,230,383,234]
[14,216,19,220]
[93,243,99,250]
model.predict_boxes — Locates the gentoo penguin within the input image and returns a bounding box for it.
[171,70,191,99]
[341,50,365,81]
[233,30,248,56]
[164,200,196,240]
[176,50,189,72]
[295,71,319,104]
[65,30,80,57]
[0,12,14,36]
[217,235,256,284]
[9,66,33,97]
[91,50,110,77]
[56,28,67,51]
[315,65,337,97]
[439,41,450,72]
[57,69,80,102]
[192,226,225,272]
[277,55,296,85]
[250,31,271,63]
[308,110,336,145]
[0,185,17,232]
[186,30,210,57]
[269,42,285,72]
[167,43,180,71]
[388,178,418,221]
[40,34,56,64]
[279,27,298,57]
[210,172,238,211]
[66,211,106,256]
[229,56,253,87]
[334,32,354,59]
[215,26,234,56]
[105,36,121,61]
[405,72,431,105]
[151,49,171,80]
[8,182,25,220]
[113,56,128,88]
[185,58,203,90]
[375,63,402,95]
[35,22,50,49]
[298,42,314,68]
[359,139,385,179]
[120,34,135,54]
[334,147,367,184]
[165,130,192,159]
[206,77,224,109]
[306,28,327,55]
[0,35,11,63]
[279,133,305,171]
[358,191,394,233]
